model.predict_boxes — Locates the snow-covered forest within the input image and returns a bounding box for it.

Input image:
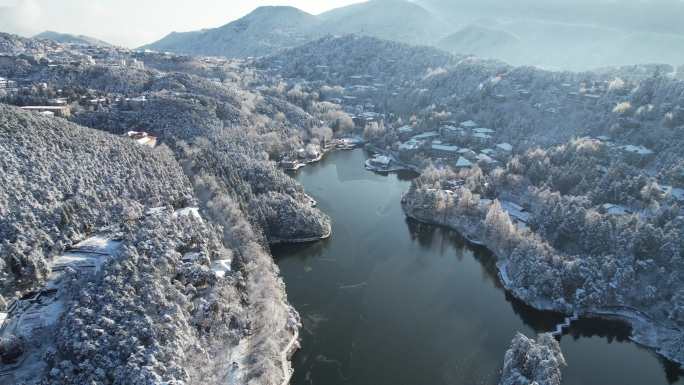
[1,27,684,385]
[0,32,331,384]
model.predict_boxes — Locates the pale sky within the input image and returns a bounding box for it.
[0,0,363,47]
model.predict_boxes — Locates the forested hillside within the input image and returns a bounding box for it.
[0,104,193,297]
[0,32,333,384]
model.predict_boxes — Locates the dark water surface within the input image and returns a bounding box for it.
[272,149,683,385]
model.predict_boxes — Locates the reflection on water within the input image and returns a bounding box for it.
[274,149,683,385]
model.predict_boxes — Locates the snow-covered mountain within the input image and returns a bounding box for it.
[143,1,448,58]
[417,0,684,36]
[318,0,449,45]
[142,6,320,57]
[437,24,521,59]
[418,0,684,69]
[485,19,684,70]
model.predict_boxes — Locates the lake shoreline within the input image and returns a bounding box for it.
[270,224,332,245]
[274,149,682,385]
[402,195,684,367]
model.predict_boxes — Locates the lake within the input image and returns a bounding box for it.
[273,149,683,385]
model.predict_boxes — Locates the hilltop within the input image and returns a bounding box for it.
[34,31,113,47]
[142,6,319,57]
[437,24,521,59]
[0,32,63,55]
[318,0,448,45]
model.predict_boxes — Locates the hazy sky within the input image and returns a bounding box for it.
[0,0,363,47]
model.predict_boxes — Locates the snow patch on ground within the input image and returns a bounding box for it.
[211,260,232,278]
[0,236,121,384]
[173,207,202,221]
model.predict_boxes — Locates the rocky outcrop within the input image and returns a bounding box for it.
[251,192,331,244]
[500,333,566,385]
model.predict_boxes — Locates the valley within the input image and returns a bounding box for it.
[1,3,684,383]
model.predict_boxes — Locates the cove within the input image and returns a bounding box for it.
[272,149,683,385]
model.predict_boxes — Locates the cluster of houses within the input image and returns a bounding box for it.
[2,44,155,119]
[279,143,327,171]
[590,136,657,160]
[352,111,384,127]
[340,88,386,129]
[15,91,148,118]
[12,83,151,119]
[439,180,532,230]
[19,105,71,118]
[396,120,514,170]
[564,80,613,100]
[73,45,147,70]
[280,136,366,171]
[23,42,156,73]
[0,77,17,92]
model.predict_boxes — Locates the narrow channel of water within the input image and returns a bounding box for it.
[273,149,683,385]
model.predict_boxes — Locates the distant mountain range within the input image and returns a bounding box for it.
[437,25,521,60]
[316,0,448,45]
[142,1,449,57]
[143,0,684,70]
[438,19,684,71]
[34,31,113,47]
[417,0,684,36]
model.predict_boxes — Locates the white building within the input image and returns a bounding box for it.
[472,132,493,144]
[369,155,391,167]
[501,201,530,224]
[20,106,71,117]
[126,131,158,148]
[412,131,440,141]
[473,127,495,135]
[602,203,632,216]
[365,155,393,171]
[431,143,460,158]
[455,156,473,168]
[620,145,654,156]
[476,153,498,166]
[460,120,478,129]
[496,143,513,152]
[397,125,415,140]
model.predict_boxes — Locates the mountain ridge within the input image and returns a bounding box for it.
[34,31,113,47]
[142,5,319,57]
[142,1,448,57]
[437,24,521,58]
